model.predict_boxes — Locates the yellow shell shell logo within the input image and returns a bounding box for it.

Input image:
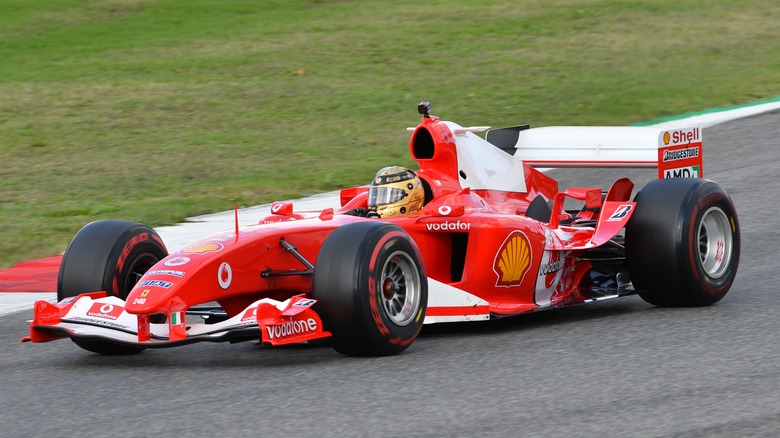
[494,231,532,287]
[180,242,224,254]
[663,131,671,145]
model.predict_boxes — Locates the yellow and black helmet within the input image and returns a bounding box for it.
[368,166,425,218]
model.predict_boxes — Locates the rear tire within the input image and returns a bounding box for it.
[313,222,427,356]
[58,220,168,354]
[626,179,740,306]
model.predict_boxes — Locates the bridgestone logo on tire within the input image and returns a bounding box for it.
[265,318,318,340]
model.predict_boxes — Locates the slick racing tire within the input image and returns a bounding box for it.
[313,222,427,356]
[626,179,740,307]
[58,220,168,355]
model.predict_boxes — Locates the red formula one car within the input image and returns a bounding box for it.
[23,102,740,356]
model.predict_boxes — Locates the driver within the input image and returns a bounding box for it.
[369,166,425,217]
[347,166,425,218]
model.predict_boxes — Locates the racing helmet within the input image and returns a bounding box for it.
[368,166,425,218]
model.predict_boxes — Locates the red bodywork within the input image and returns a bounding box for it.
[126,114,634,326]
[27,111,698,348]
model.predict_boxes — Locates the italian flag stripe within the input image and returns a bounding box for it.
[171,312,182,325]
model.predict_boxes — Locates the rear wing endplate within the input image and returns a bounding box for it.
[488,126,704,179]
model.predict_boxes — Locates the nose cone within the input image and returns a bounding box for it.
[125,279,178,314]
[125,264,190,314]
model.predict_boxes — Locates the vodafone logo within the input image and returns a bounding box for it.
[272,204,282,213]
[86,303,124,320]
[265,318,318,340]
[540,252,565,288]
[218,262,233,289]
[438,206,452,216]
[425,220,470,231]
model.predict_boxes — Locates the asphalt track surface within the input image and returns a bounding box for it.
[2,111,779,437]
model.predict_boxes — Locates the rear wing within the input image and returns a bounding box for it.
[486,125,704,179]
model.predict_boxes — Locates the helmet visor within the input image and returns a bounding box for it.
[368,186,407,207]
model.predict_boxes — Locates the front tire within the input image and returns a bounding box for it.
[626,179,740,306]
[313,222,427,356]
[58,220,168,354]
[58,220,168,301]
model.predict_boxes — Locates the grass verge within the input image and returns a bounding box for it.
[2,0,780,267]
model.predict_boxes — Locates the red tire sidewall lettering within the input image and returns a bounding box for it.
[365,230,424,348]
[683,187,739,298]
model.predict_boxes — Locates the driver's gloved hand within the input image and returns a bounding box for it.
[344,208,380,218]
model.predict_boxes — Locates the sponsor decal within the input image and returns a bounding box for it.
[663,128,700,145]
[260,218,293,224]
[86,303,124,320]
[146,269,185,278]
[534,231,565,305]
[240,306,258,322]
[180,242,224,254]
[170,311,184,326]
[141,289,150,297]
[607,204,633,222]
[271,203,282,213]
[658,129,703,180]
[539,257,565,278]
[59,297,77,305]
[218,262,233,290]
[440,129,454,144]
[662,147,700,162]
[164,256,190,267]
[293,299,317,307]
[438,205,452,216]
[69,316,130,330]
[425,220,471,231]
[138,280,173,288]
[493,231,532,287]
[265,318,318,340]
[664,165,700,179]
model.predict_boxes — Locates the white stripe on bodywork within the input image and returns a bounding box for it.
[424,278,490,324]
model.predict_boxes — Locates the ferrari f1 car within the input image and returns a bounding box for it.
[23,102,740,356]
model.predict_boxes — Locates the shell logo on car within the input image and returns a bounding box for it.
[180,242,224,254]
[662,127,700,146]
[494,231,532,287]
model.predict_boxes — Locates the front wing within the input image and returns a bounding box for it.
[21,293,331,349]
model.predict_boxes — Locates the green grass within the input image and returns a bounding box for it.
[2,0,780,268]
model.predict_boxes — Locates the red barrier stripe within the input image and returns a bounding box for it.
[0,256,61,292]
